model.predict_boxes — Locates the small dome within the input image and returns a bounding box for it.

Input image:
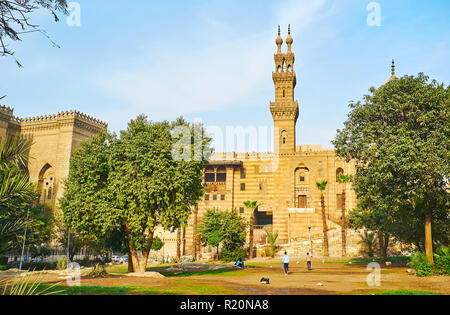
[276,36,283,46]
[286,34,293,45]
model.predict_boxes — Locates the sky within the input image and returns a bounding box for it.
[1,0,449,151]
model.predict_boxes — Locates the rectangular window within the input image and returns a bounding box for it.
[240,183,246,191]
[213,195,217,201]
[221,195,225,201]
[239,207,245,214]
[240,168,246,179]
[205,194,209,201]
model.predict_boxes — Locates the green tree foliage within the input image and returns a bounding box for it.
[198,209,247,262]
[333,73,450,261]
[264,228,279,258]
[151,236,164,252]
[61,115,211,273]
[0,136,35,220]
[0,135,54,255]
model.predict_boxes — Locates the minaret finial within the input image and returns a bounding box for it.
[288,24,291,35]
[391,59,395,76]
[278,25,280,36]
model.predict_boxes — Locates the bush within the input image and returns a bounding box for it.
[7,262,56,271]
[434,246,450,276]
[151,236,164,251]
[408,253,432,277]
[89,263,107,278]
[0,265,7,271]
[56,257,68,270]
[221,245,246,263]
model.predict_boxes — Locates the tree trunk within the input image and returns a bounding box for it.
[137,232,154,274]
[182,227,186,256]
[194,205,198,261]
[377,233,389,262]
[341,191,347,257]
[128,243,140,273]
[425,212,434,264]
[128,249,134,273]
[321,195,329,257]
[249,212,254,259]
[177,228,181,260]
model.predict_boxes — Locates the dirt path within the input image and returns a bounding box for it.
[19,262,449,295]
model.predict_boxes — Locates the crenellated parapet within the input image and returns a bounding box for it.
[0,105,14,121]
[17,110,108,134]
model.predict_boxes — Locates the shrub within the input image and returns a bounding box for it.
[151,236,164,252]
[265,228,279,258]
[434,246,450,276]
[221,244,246,263]
[89,263,107,278]
[56,257,68,271]
[0,265,7,271]
[408,253,432,277]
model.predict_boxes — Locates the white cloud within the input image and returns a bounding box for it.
[95,0,334,121]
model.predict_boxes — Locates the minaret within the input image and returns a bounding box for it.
[388,59,398,81]
[270,25,299,154]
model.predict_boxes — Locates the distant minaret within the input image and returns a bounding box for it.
[388,59,398,81]
[270,25,299,154]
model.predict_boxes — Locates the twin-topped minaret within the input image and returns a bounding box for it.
[271,25,299,154]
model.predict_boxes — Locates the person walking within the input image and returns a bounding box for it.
[282,251,290,275]
[306,252,312,271]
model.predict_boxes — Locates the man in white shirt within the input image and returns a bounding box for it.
[282,252,290,275]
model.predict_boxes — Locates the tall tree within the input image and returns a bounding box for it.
[333,73,449,264]
[61,116,211,273]
[316,181,329,257]
[198,208,247,262]
[243,201,259,259]
[0,135,35,221]
[0,0,68,66]
[337,174,351,257]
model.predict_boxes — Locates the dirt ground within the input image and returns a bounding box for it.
[25,260,449,295]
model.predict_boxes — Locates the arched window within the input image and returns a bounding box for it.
[281,131,288,145]
[277,65,281,73]
[288,65,292,72]
[336,168,344,181]
[283,89,286,97]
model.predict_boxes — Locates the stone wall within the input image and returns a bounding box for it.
[257,228,366,259]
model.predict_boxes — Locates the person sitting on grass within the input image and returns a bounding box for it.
[234,258,244,269]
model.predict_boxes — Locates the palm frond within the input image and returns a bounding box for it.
[0,135,34,169]
[0,165,35,205]
[316,181,328,192]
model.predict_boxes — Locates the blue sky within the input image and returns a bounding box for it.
[1,0,449,151]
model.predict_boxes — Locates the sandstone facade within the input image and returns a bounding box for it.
[184,27,360,258]
[0,107,107,207]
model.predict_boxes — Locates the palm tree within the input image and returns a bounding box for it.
[316,181,329,257]
[0,220,25,256]
[244,201,259,259]
[0,135,35,215]
[337,174,351,257]
[264,228,279,258]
